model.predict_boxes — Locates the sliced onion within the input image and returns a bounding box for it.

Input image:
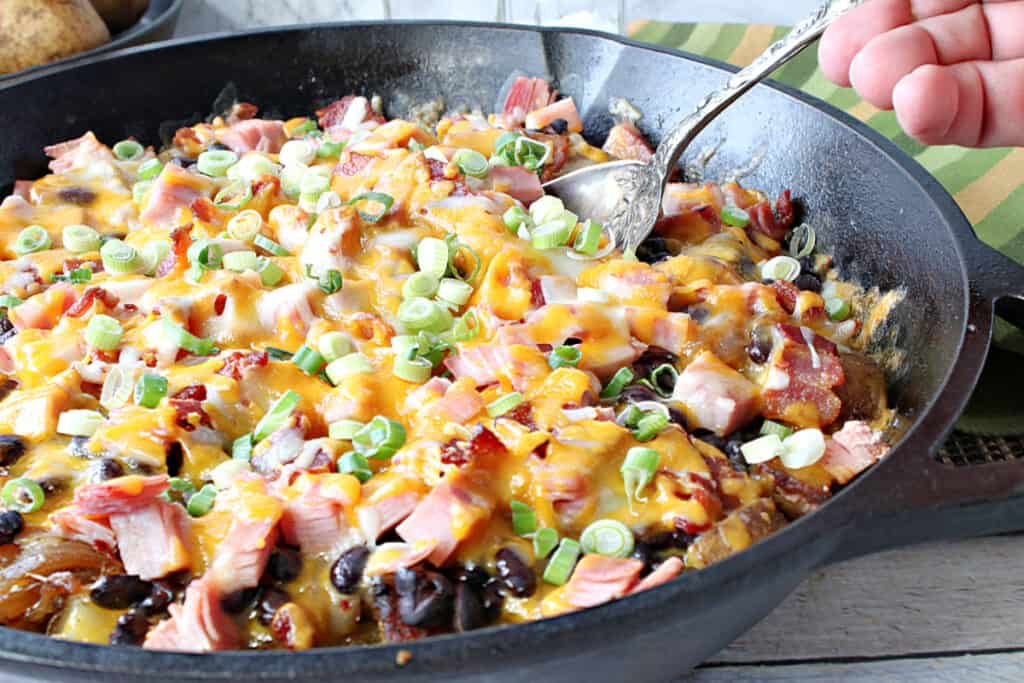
[780,429,826,469]
[740,434,784,464]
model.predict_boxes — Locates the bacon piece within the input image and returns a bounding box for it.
[217,350,269,381]
[44,132,112,173]
[630,557,684,595]
[316,96,385,139]
[760,324,845,429]
[215,119,287,154]
[49,506,117,552]
[440,425,506,468]
[563,555,644,609]
[488,165,543,204]
[170,385,212,431]
[144,577,239,652]
[358,491,422,540]
[72,474,170,516]
[672,351,759,436]
[501,77,554,127]
[396,475,493,566]
[12,180,32,201]
[754,462,831,518]
[820,420,888,484]
[10,283,78,330]
[748,190,795,241]
[525,97,583,133]
[771,279,799,314]
[363,541,438,576]
[208,515,280,594]
[141,164,210,228]
[226,102,259,123]
[155,225,192,277]
[109,500,191,580]
[602,121,654,163]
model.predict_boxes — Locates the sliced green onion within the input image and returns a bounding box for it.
[84,314,123,350]
[300,170,331,196]
[721,205,750,228]
[112,140,144,161]
[213,180,253,210]
[227,210,264,241]
[503,206,529,233]
[514,136,552,171]
[100,366,134,409]
[232,432,253,460]
[633,412,669,442]
[316,268,343,295]
[13,226,51,256]
[223,250,259,272]
[416,237,449,279]
[619,404,644,429]
[451,310,479,342]
[548,345,582,370]
[253,234,290,257]
[325,352,373,385]
[280,139,316,166]
[437,278,472,307]
[1,478,44,513]
[290,119,319,137]
[510,499,537,536]
[328,419,365,441]
[141,240,171,275]
[255,257,284,286]
[337,451,373,482]
[394,350,432,384]
[446,237,481,282]
[543,538,581,585]
[621,446,660,511]
[229,153,281,184]
[487,391,524,418]
[352,415,406,460]
[348,192,394,223]
[789,224,816,258]
[402,272,439,300]
[533,527,559,559]
[760,420,795,440]
[398,297,449,333]
[492,131,521,160]
[138,158,164,181]
[318,140,345,158]
[600,367,635,400]
[51,267,92,284]
[100,239,144,274]
[739,434,785,465]
[531,221,572,250]
[317,332,353,362]
[452,148,489,178]
[253,389,302,442]
[197,150,238,177]
[760,255,801,282]
[825,297,851,321]
[57,409,104,437]
[265,346,293,361]
[162,318,218,356]
[573,219,603,255]
[62,225,101,253]
[290,344,325,376]
[580,519,635,558]
[279,164,306,198]
[186,484,217,517]
[133,373,168,408]
[187,239,223,270]
[0,295,21,310]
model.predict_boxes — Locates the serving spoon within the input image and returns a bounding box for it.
[542,0,863,255]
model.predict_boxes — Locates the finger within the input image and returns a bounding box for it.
[892,59,1024,147]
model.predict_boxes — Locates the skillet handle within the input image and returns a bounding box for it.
[826,238,1024,563]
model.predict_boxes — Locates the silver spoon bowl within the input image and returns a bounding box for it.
[542,0,863,255]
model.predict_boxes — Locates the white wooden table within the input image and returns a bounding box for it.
[170,2,1022,680]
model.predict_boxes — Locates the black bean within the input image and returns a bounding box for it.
[642,530,693,550]
[91,575,154,609]
[138,581,174,617]
[0,318,15,345]
[632,347,678,380]
[396,567,453,628]
[793,272,822,293]
[257,586,290,625]
[266,546,302,583]
[330,546,370,594]
[630,539,656,572]
[693,429,726,453]
[564,337,583,346]
[495,548,536,598]
[798,255,818,275]
[0,435,26,467]
[0,510,23,545]
[746,326,774,364]
[547,118,569,135]
[57,186,97,206]
[453,581,488,632]
[619,385,660,405]
[208,142,231,152]
[684,304,710,323]
[109,609,149,646]
[95,458,125,481]
[636,236,672,264]
[480,577,504,621]
[448,564,490,589]
[0,378,16,402]
[165,442,183,478]
[169,156,196,168]
[221,587,259,614]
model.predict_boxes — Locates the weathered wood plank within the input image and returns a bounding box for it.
[688,651,1024,682]
[710,535,1024,663]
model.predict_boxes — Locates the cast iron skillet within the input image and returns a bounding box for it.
[0,22,1023,682]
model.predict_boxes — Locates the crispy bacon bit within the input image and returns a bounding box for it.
[65,287,119,318]
[775,189,795,230]
[227,102,259,123]
[190,197,220,223]
[170,385,212,431]
[748,190,795,241]
[156,226,192,277]
[62,257,103,275]
[529,278,545,307]
[172,127,204,158]
[602,121,654,163]
[339,152,374,176]
[761,324,844,429]
[503,403,537,429]
[771,280,799,314]
[501,77,554,127]
[440,425,507,468]
[316,95,386,133]
[12,180,32,200]
[214,294,227,316]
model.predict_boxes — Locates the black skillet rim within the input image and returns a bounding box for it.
[0,19,990,677]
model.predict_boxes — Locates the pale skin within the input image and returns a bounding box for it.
[819,0,1024,147]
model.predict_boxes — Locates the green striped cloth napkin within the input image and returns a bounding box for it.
[631,22,1024,435]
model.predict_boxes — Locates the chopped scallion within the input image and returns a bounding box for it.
[533,527,559,559]
[352,415,406,460]
[328,419,365,441]
[197,150,238,177]
[253,390,302,442]
[325,352,373,385]
[452,148,489,178]
[548,345,582,370]
[621,446,660,512]
[62,225,101,253]
[138,158,163,181]
[437,278,473,307]
[721,205,750,228]
[100,239,144,274]
[133,373,168,409]
[13,225,51,256]
[402,272,440,300]
[84,314,123,350]
[112,140,144,161]
[232,433,253,460]
[292,344,326,375]
[600,367,634,400]
[1,478,44,513]
[56,409,104,437]
[255,256,284,286]
[825,297,851,321]
[337,451,373,482]
[487,391,524,418]
[543,538,581,585]
[580,519,635,558]
[317,332,353,363]
[213,180,252,210]
[760,420,795,440]
[223,250,259,272]
[416,237,449,279]
[510,499,537,536]
[186,484,217,516]
[253,234,290,257]
[348,192,394,223]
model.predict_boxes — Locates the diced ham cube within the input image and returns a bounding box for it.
[49,506,117,552]
[444,344,549,392]
[72,474,170,516]
[109,499,192,580]
[279,474,360,555]
[488,166,543,204]
[44,132,113,173]
[208,514,280,594]
[602,121,653,163]
[9,283,78,331]
[396,476,493,566]
[143,577,239,652]
[140,163,213,228]
[256,282,318,335]
[251,414,307,474]
[525,97,583,133]
[215,119,287,154]
[430,379,484,424]
[820,420,889,484]
[300,206,361,276]
[760,324,845,429]
[672,351,759,436]
[630,556,684,595]
[501,77,554,127]
[563,555,644,609]
[357,491,422,540]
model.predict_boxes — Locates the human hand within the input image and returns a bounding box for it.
[819,0,1024,147]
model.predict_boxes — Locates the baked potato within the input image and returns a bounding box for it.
[89,0,149,32]
[0,0,111,75]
